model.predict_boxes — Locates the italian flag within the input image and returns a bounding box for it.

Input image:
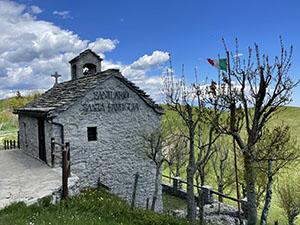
[207,58,227,72]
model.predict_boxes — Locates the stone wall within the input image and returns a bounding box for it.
[45,120,54,164]
[50,76,163,212]
[19,115,39,158]
[18,115,54,164]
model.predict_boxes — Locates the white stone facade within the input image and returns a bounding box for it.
[18,75,163,212]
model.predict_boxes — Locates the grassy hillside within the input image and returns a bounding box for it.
[1,97,300,223]
[0,94,40,131]
[0,94,40,148]
[161,105,300,225]
[0,188,190,225]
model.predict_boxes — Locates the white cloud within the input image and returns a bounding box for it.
[0,1,116,94]
[87,38,119,58]
[30,5,42,14]
[0,1,168,103]
[53,10,72,19]
[120,50,169,83]
[130,51,169,70]
[119,51,169,102]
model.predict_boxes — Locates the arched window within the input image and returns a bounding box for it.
[83,63,96,75]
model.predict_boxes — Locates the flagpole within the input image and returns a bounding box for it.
[227,51,242,224]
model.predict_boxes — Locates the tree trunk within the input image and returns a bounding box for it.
[175,159,181,177]
[289,215,295,225]
[243,150,257,225]
[260,163,273,225]
[187,163,196,224]
[169,165,172,183]
[198,173,205,225]
[198,189,204,225]
[187,129,196,224]
[218,184,224,203]
[151,164,161,211]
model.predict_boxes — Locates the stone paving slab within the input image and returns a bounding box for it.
[0,149,78,209]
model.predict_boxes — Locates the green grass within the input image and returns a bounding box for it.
[162,192,187,214]
[0,188,191,225]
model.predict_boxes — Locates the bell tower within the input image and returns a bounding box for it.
[69,49,103,80]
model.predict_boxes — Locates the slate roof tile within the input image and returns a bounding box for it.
[14,69,165,116]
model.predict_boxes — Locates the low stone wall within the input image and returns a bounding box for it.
[162,177,214,205]
[162,177,248,224]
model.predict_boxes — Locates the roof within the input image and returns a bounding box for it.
[69,49,103,63]
[14,69,165,117]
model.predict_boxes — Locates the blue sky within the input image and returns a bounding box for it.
[1,0,300,106]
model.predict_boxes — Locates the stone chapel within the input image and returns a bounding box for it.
[14,49,165,212]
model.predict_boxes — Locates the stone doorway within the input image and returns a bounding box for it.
[38,118,46,163]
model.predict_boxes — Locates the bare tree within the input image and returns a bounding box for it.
[138,126,165,211]
[162,66,202,224]
[215,38,299,225]
[211,139,235,202]
[163,63,224,224]
[163,133,189,180]
[194,106,222,225]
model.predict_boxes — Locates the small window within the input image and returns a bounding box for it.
[87,127,97,141]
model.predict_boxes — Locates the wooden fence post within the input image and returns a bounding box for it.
[66,142,71,177]
[4,140,7,149]
[130,172,139,210]
[146,198,149,210]
[62,147,68,201]
[9,140,12,149]
[13,140,16,149]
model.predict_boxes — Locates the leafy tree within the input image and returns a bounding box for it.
[16,90,22,99]
[255,125,299,225]
[276,173,300,225]
[8,98,22,110]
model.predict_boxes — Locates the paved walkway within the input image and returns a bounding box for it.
[0,149,76,209]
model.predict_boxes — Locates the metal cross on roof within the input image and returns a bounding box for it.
[51,72,61,86]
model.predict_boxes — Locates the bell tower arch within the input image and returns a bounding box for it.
[69,49,103,80]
